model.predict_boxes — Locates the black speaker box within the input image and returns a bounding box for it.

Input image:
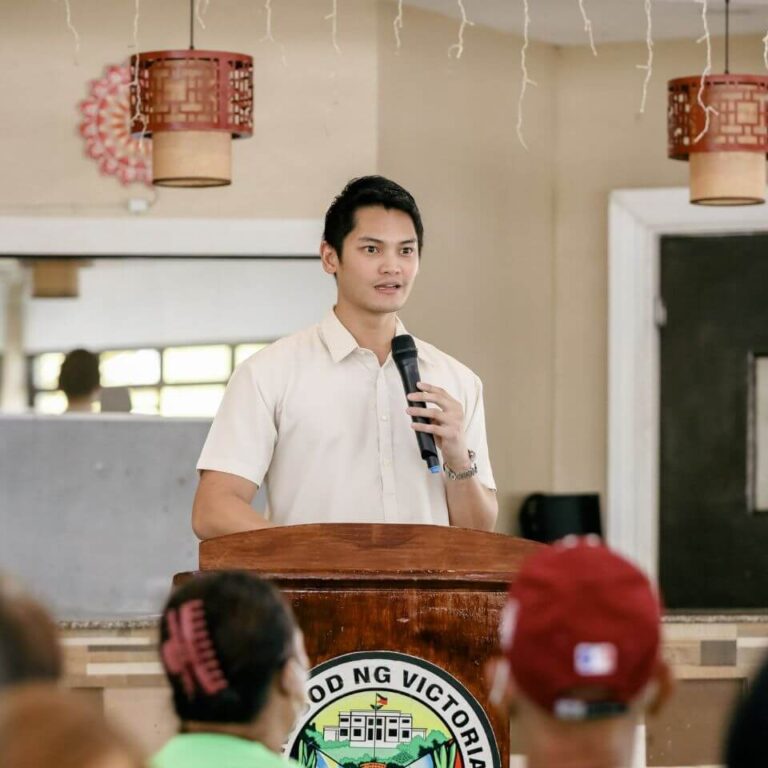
[519,493,602,544]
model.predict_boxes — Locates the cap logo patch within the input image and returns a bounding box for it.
[574,642,617,677]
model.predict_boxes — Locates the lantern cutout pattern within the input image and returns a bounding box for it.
[130,49,253,187]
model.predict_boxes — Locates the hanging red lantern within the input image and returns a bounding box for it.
[668,74,768,205]
[667,0,768,206]
[129,3,253,188]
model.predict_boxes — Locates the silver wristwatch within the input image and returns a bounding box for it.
[443,450,478,480]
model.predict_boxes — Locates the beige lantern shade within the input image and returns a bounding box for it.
[151,131,231,188]
[130,50,253,187]
[668,75,768,205]
[689,151,766,205]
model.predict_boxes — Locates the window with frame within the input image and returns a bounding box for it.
[29,342,269,418]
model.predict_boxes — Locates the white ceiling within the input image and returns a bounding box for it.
[403,0,768,45]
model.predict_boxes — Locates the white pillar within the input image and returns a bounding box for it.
[0,262,28,413]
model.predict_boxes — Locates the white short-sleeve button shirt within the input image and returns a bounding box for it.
[197,310,495,526]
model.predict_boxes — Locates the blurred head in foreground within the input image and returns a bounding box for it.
[0,683,143,768]
[0,575,61,690]
[487,536,672,768]
[157,571,308,757]
[724,651,768,768]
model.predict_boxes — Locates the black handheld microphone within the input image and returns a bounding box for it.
[391,334,440,474]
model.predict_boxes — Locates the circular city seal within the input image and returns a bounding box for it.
[286,651,500,768]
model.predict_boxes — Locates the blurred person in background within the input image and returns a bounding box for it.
[487,537,673,768]
[0,574,61,690]
[152,571,308,768]
[0,683,143,768]
[724,651,768,768]
[58,348,101,413]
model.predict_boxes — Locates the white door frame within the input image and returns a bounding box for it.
[607,188,768,577]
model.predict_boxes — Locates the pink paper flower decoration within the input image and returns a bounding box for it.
[79,64,152,186]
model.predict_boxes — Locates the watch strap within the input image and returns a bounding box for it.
[443,449,478,480]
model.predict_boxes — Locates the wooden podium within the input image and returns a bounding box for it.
[183,524,541,767]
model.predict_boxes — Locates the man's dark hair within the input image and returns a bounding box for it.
[0,583,62,690]
[323,176,424,259]
[58,349,100,399]
[160,571,296,725]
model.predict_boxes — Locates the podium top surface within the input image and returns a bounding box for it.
[198,523,541,587]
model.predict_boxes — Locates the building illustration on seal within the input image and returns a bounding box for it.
[323,697,427,748]
[296,691,450,768]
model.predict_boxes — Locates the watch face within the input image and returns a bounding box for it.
[445,451,477,479]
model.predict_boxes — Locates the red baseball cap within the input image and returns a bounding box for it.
[500,536,662,720]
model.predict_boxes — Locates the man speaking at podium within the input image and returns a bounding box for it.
[192,176,497,539]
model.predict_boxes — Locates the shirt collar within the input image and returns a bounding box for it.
[319,309,425,364]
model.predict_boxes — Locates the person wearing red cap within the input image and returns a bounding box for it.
[487,536,673,768]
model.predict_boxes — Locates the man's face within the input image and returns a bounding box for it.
[323,205,420,315]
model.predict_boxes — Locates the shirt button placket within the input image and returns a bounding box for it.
[376,369,397,522]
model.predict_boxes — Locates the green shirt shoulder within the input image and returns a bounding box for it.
[152,733,301,768]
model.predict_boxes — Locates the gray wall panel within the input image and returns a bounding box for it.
[0,414,211,619]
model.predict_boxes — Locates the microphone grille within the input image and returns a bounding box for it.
[391,334,417,358]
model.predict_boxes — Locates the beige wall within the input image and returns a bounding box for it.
[377,16,768,530]
[2,0,767,532]
[0,0,378,217]
[377,4,558,531]
[552,35,766,504]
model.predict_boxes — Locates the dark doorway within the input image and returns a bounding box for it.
[660,233,768,609]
